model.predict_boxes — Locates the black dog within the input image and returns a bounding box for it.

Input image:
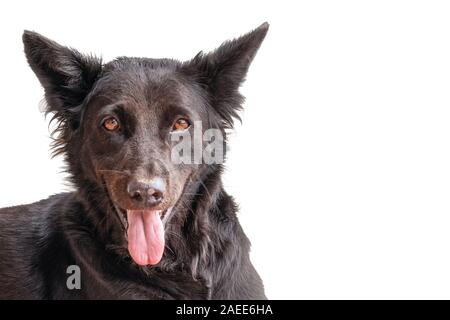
[0,23,268,299]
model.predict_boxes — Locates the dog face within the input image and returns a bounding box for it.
[22,24,268,266]
[81,63,204,216]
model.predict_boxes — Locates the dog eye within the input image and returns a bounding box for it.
[172,118,191,131]
[102,117,120,132]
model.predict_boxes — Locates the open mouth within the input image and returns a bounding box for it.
[99,172,175,267]
[114,207,172,230]
[113,205,173,266]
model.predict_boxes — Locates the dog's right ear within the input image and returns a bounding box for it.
[22,31,102,121]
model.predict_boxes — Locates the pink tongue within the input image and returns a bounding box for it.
[126,210,165,266]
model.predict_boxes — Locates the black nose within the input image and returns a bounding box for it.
[126,177,165,207]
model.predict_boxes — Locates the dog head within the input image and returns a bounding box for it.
[22,24,268,266]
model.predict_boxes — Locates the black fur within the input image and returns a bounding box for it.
[0,23,268,299]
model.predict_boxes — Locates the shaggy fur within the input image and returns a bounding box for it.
[0,23,268,299]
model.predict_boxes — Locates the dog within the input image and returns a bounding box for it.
[0,23,268,299]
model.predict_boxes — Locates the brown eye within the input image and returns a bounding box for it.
[103,117,120,132]
[172,118,190,131]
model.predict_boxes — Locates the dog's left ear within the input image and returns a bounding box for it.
[22,31,102,129]
[183,22,269,128]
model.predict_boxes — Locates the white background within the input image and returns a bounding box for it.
[1,0,450,299]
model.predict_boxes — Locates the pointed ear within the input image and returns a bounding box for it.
[23,31,102,128]
[183,22,269,128]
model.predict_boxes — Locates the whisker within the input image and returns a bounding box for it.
[165,230,183,240]
[194,177,213,202]
[97,169,130,175]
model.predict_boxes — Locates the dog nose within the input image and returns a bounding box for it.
[127,177,165,207]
